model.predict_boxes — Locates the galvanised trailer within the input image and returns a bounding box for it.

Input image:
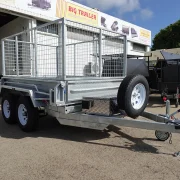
[1,18,180,142]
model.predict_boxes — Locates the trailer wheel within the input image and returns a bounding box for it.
[117,75,149,118]
[16,96,38,132]
[1,94,16,124]
[155,131,170,141]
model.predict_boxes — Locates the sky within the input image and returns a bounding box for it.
[73,0,180,44]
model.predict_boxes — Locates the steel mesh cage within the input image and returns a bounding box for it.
[2,18,127,80]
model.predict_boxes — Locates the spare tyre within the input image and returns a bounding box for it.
[117,75,149,118]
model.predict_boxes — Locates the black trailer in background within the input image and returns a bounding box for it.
[147,51,180,107]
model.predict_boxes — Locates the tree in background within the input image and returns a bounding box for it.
[152,20,180,50]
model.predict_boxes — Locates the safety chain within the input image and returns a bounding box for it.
[169,133,172,144]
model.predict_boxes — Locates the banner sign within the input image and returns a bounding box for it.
[0,0,151,46]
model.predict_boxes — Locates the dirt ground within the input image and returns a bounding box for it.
[0,95,180,180]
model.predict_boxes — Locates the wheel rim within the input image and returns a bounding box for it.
[3,100,10,119]
[18,104,28,126]
[131,83,146,110]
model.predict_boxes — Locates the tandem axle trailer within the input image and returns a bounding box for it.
[1,18,180,142]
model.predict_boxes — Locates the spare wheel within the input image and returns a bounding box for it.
[117,75,149,118]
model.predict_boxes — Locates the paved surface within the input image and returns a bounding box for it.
[0,95,180,180]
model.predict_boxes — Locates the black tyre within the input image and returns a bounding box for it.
[117,75,149,118]
[16,96,39,132]
[1,94,17,124]
[155,131,170,141]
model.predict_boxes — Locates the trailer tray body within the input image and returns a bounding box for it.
[0,77,122,108]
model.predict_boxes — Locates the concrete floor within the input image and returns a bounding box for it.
[0,95,180,180]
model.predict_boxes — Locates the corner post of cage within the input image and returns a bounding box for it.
[62,18,67,80]
[57,22,62,78]
[99,28,102,77]
[34,29,38,77]
[15,36,19,76]
[123,35,127,76]
[74,44,76,76]
[95,38,98,76]
[93,34,97,76]
[30,26,34,77]
[1,40,5,76]
[56,47,59,78]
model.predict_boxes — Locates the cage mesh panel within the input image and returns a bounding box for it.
[101,29,124,77]
[66,23,99,78]
[66,21,125,78]
[36,23,61,78]
[4,40,16,75]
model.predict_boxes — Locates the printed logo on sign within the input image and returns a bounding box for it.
[56,0,98,26]
[68,5,97,21]
[66,2,98,26]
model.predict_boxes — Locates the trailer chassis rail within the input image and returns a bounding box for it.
[46,100,180,143]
